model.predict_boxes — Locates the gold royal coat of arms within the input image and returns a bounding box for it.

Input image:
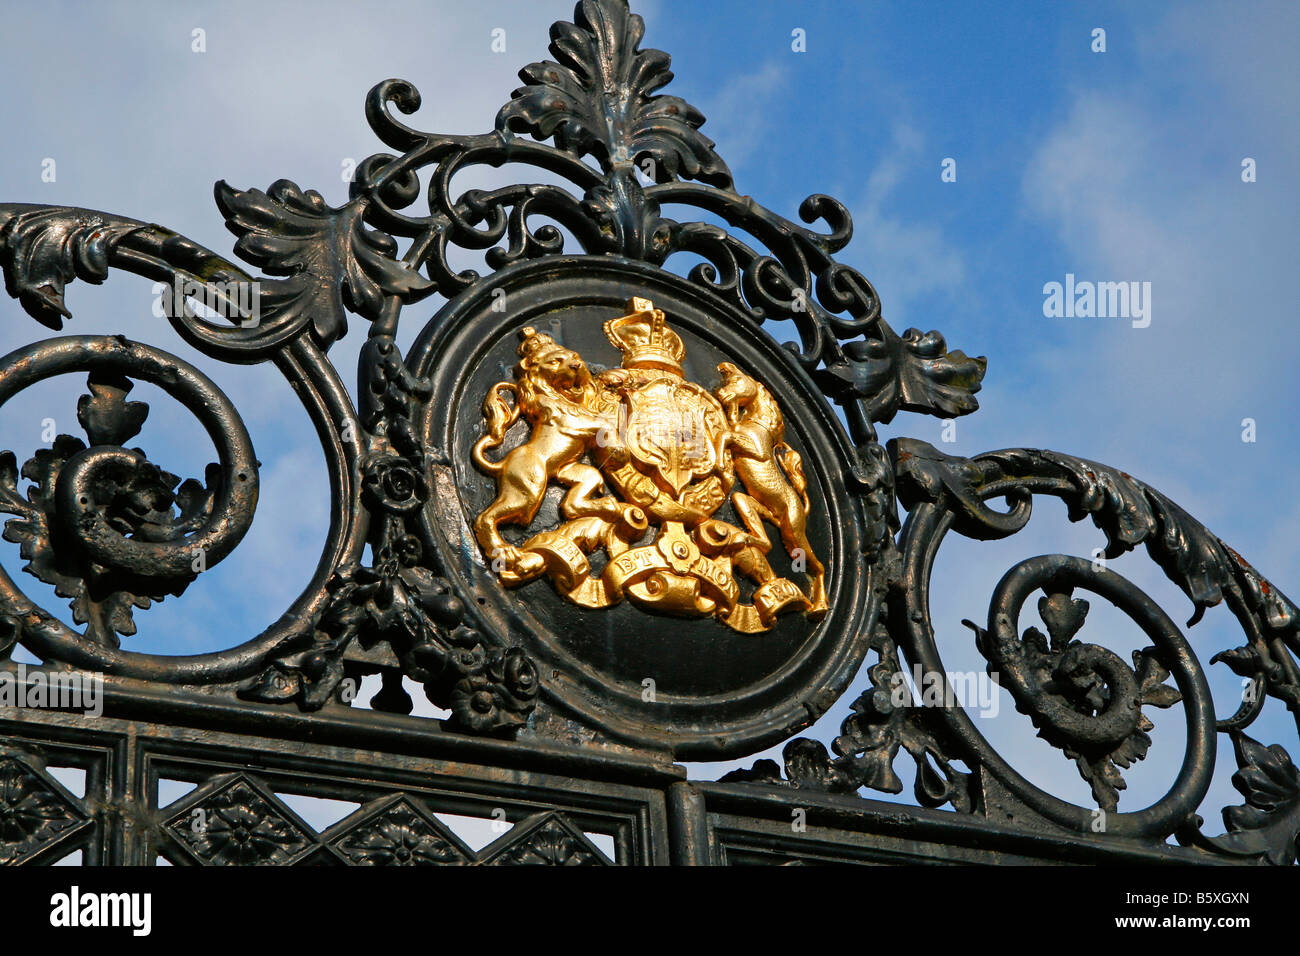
[471,297,828,633]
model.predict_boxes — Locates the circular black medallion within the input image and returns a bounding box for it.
[409,256,879,758]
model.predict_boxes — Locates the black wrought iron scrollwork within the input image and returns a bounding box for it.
[0,336,258,647]
[730,437,1298,862]
[1179,731,1300,866]
[959,555,1215,820]
[343,0,986,453]
[240,439,539,733]
[0,0,976,703]
[889,439,1300,719]
[723,613,976,812]
[212,179,437,352]
[0,0,1294,867]
[0,204,369,686]
[497,0,731,188]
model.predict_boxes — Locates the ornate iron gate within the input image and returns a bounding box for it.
[0,0,1295,867]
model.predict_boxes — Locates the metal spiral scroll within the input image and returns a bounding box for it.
[889,438,1300,844]
[720,435,1298,860]
[0,335,258,652]
[916,553,1216,837]
[0,203,369,682]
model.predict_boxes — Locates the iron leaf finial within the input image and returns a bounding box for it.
[496,0,732,188]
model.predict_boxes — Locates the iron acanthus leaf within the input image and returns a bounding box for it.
[215,179,435,348]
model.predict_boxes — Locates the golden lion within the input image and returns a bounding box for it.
[472,327,640,582]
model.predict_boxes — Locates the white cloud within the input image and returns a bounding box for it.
[1018,2,1297,580]
[847,123,967,328]
[696,60,791,174]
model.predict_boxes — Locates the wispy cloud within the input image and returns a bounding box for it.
[696,60,791,175]
[849,122,967,328]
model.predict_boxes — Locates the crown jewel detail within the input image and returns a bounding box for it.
[603,298,686,372]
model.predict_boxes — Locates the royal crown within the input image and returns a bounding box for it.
[603,297,686,373]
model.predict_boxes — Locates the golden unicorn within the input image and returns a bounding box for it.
[714,362,828,615]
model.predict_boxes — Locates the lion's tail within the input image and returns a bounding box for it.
[775,442,809,512]
[472,382,520,475]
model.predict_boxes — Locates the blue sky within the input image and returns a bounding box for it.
[1,1,1296,833]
